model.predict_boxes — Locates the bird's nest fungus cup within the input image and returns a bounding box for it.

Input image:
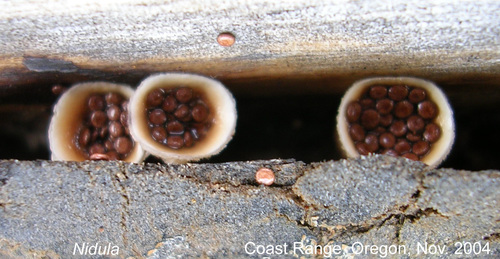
[129,73,237,163]
[49,82,145,162]
[337,77,455,168]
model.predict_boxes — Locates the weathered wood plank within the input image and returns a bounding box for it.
[0,0,498,90]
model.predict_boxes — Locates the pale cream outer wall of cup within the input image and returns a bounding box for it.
[129,73,237,164]
[49,82,146,162]
[337,77,455,168]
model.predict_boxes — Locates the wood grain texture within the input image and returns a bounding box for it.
[0,0,499,91]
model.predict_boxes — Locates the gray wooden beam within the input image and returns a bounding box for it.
[0,0,498,90]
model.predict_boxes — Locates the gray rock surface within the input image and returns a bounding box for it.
[0,155,498,258]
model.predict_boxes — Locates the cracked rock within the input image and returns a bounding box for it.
[293,155,427,227]
[0,156,498,258]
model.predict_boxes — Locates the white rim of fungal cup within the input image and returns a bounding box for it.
[49,82,145,162]
[336,77,455,168]
[129,73,237,164]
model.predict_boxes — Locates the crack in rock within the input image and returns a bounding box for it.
[0,156,498,258]
[113,163,131,248]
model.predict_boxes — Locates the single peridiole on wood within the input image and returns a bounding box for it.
[49,82,145,162]
[128,73,237,164]
[336,77,455,168]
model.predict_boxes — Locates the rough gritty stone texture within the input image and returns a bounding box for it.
[0,155,499,258]
[400,169,500,258]
[293,156,427,226]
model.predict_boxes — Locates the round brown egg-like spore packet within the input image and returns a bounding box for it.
[337,77,454,168]
[49,82,145,162]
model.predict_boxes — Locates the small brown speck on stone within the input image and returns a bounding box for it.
[90,153,110,161]
[255,168,275,186]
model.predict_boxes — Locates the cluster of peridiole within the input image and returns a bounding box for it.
[49,75,453,167]
[143,87,211,150]
[345,85,440,159]
[337,77,455,168]
[49,82,145,162]
[49,73,236,164]
[76,92,133,160]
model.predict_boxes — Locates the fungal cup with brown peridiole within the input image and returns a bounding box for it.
[145,86,212,150]
[337,77,455,168]
[49,82,145,162]
[129,73,237,164]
